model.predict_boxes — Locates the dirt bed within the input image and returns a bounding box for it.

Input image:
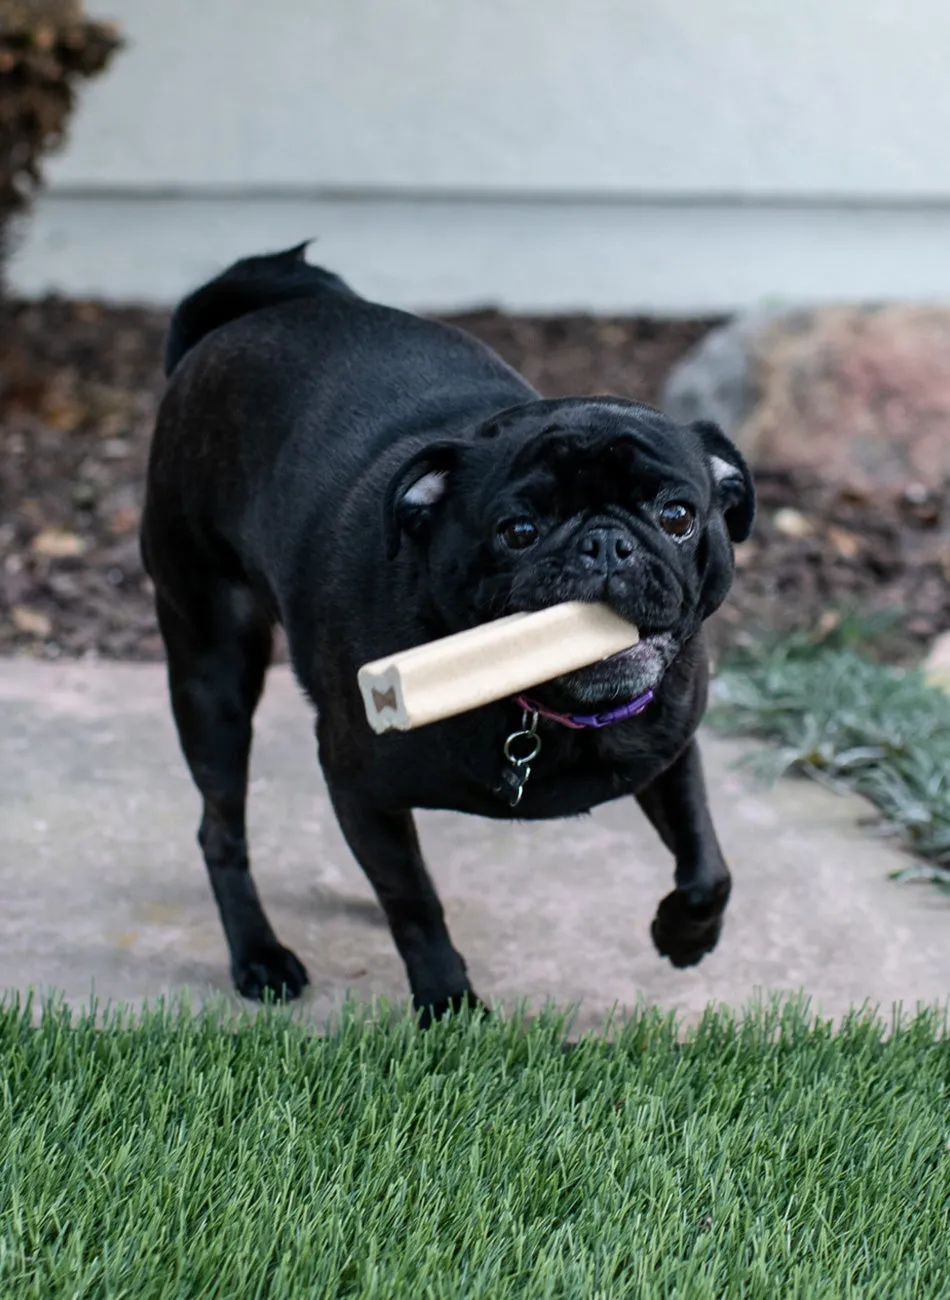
[2,298,948,665]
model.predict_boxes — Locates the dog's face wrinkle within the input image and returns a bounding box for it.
[512,424,707,498]
[414,415,737,672]
[497,485,695,620]
[493,442,711,544]
[429,510,694,639]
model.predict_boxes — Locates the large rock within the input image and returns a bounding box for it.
[663,306,950,492]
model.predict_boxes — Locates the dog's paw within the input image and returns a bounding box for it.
[232,944,310,1002]
[651,884,729,969]
[414,989,489,1029]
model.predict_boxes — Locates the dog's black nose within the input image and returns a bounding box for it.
[577,525,635,571]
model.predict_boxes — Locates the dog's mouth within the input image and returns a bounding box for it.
[536,630,679,709]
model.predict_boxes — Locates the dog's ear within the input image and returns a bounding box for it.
[692,420,755,543]
[383,441,463,559]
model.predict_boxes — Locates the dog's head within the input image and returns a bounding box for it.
[384,398,754,707]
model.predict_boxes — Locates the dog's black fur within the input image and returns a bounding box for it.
[142,244,755,1023]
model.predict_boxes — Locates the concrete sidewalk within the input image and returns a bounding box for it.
[1,660,948,1034]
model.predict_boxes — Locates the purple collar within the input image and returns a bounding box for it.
[514,688,655,730]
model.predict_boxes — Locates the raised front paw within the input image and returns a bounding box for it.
[232,943,310,1002]
[651,881,730,969]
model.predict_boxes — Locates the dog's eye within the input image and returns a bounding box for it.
[498,519,539,550]
[657,503,696,539]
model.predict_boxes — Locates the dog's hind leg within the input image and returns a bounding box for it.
[326,786,479,1026]
[635,738,732,969]
[156,583,309,1001]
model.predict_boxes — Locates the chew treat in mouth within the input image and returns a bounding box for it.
[358,602,639,733]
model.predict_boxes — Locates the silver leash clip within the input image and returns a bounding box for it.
[499,708,541,808]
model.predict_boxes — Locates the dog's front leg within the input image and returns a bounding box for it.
[328,786,481,1025]
[635,738,732,968]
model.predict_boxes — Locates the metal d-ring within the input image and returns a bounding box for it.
[500,709,541,808]
[503,712,542,767]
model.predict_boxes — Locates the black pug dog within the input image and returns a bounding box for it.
[141,244,754,1024]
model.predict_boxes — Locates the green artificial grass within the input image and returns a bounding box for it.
[1,998,949,1298]
[710,636,950,887]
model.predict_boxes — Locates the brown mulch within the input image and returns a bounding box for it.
[2,298,949,665]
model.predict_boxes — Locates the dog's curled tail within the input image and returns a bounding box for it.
[163,241,356,376]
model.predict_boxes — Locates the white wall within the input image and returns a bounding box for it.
[11,0,950,311]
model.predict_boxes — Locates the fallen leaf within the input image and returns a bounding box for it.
[733,541,759,569]
[899,487,941,526]
[110,507,140,535]
[773,507,813,539]
[31,528,87,559]
[42,402,86,433]
[815,610,842,638]
[11,606,52,638]
[598,324,628,346]
[836,486,872,507]
[922,632,950,693]
[826,525,862,559]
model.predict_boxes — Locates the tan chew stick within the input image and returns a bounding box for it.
[358,601,639,734]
